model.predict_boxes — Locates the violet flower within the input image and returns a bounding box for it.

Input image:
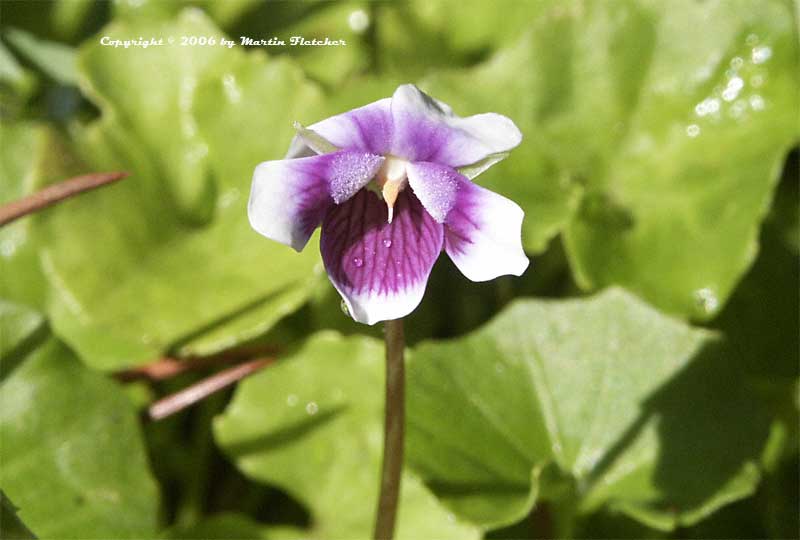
[248,84,528,324]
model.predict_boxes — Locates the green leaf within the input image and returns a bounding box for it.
[0,299,44,361]
[378,0,554,79]
[557,0,798,319]
[0,339,159,538]
[0,41,37,113]
[4,27,78,85]
[32,11,324,369]
[406,288,772,531]
[214,332,481,540]
[164,512,304,540]
[421,0,799,319]
[0,121,47,310]
[1,491,37,540]
[420,36,584,254]
[243,1,372,88]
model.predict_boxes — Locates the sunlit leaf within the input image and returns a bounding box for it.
[215,332,481,540]
[407,288,772,530]
[0,339,159,538]
[165,513,304,540]
[31,11,323,369]
[421,0,799,319]
[4,27,78,85]
[0,121,46,310]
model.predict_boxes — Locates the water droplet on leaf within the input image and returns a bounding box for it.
[305,401,319,415]
[693,287,719,316]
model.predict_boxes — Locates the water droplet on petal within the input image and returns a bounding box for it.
[382,239,392,248]
[305,401,319,415]
[353,257,363,267]
[693,287,719,316]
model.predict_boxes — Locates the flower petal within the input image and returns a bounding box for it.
[286,98,393,158]
[249,151,384,251]
[320,188,443,324]
[405,161,460,223]
[413,162,529,281]
[390,84,522,168]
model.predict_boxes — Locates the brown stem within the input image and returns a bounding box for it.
[147,358,273,421]
[373,318,405,540]
[0,171,129,226]
[114,344,281,382]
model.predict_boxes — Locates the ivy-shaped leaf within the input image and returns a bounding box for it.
[214,332,481,540]
[420,0,799,319]
[31,10,323,369]
[406,288,772,531]
[0,339,159,538]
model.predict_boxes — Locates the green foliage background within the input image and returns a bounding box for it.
[1,1,797,538]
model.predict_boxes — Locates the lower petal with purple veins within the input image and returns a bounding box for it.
[321,189,444,324]
[248,151,384,252]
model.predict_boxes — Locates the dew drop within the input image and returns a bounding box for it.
[348,9,370,33]
[305,401,319,415]
[686,124,701,138]
[286,394,298,407]
[749,94,765,111]
[751,45,772,64]
[340,299,351,317]
[693,287,719,316]
[353,257,364,267]
[730,99,747,118]
[382,239,392,248]
[222,73,241,103]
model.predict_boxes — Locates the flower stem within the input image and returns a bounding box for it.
[374,318,405,540]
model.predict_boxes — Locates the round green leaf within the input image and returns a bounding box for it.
[0,339,159,538]
[214,332,480,540]
[32,11,324,369]
[407,288,772,530]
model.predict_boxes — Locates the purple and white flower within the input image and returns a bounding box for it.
[248,84,529,324]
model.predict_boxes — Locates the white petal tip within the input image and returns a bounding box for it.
[337,285,427,325]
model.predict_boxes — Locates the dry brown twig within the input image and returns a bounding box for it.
[0,171,129,226]
[114,344,281,382]
[146,357,274,421]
